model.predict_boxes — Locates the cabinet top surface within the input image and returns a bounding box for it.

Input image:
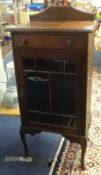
[9,21,97,33]
[8,6,98,33]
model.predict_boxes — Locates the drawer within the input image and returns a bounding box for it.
[13,35,85,51]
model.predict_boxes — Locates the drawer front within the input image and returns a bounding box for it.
[13,35,85,52]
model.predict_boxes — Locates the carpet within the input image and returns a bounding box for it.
[0,116,62,175]
[50,68,101,175]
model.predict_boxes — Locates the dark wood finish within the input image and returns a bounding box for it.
[30,6,95,21]
[9,6,97,169]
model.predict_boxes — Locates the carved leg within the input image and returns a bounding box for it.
[80,138,87,170]
[20,127,28,156]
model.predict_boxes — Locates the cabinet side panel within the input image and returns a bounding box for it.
[85,32,94,136]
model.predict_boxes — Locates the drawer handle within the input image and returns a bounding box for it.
[66,39,73,49]
[22,39,28,47]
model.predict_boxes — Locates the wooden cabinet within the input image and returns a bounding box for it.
[10,6,97,169]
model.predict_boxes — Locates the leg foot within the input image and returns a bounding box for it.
[20,127,28,156]
[80,138,87,170]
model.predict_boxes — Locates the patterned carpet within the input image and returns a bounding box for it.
[50,68,101,175]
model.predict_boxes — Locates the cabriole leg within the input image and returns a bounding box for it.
[20,127,28,156]
[80,138,87,170]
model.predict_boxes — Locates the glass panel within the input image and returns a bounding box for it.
[23,58,35,70]
[23,58,77,115]
[65,61,77,73]
[51,74,76,115]
[25,72,49,112]
[29,111,77,127]
[23,57,77,127]
[36,58,64,72]
[29,112,64,125]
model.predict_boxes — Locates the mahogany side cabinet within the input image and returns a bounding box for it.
[9,6,97,169]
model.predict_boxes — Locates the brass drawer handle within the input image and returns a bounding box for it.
[66,39,73,49]
[22,39,28,47]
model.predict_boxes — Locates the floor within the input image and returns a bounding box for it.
[0,106,19,116]
[93,49,101,67]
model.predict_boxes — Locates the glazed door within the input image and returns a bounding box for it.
[14,49,84,131]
